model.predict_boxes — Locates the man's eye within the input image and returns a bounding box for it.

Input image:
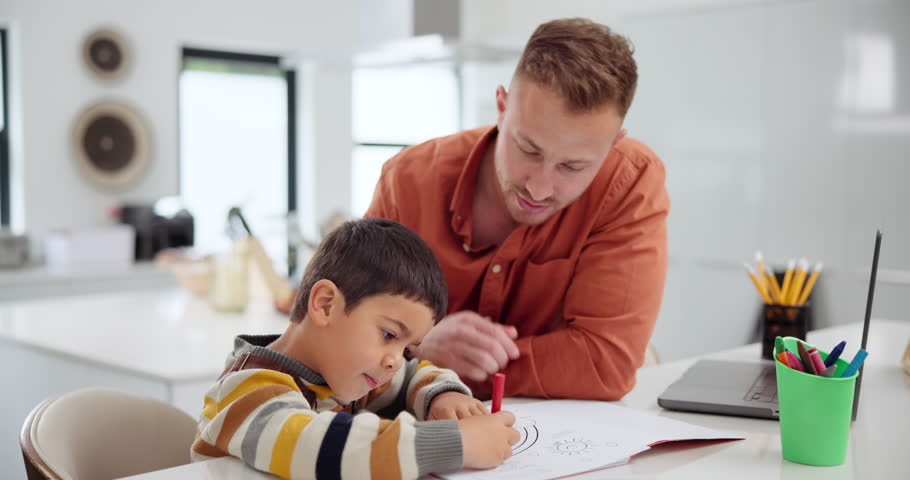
[403,347,413,360]
[561,164,582,172]
[382,330,397,341]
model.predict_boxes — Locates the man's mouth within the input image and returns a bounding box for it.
[516,193,548,213]
[364,374,378,388]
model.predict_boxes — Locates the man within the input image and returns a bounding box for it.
[365,18,669,401]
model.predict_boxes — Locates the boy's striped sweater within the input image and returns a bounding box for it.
[191,334,470,480]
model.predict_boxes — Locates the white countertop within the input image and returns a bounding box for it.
[122,318,910,479]
[0,261,172,287]
[0,288,289,382]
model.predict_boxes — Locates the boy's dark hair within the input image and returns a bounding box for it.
[289,218,448,323]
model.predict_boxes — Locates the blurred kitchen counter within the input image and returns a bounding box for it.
[0,261,176,302]
[0,288,290,472]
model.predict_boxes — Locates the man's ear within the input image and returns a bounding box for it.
[495,85,508,127]
[307,279,342,327]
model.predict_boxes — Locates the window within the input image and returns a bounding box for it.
[1,29,10,226]
[179,48,296,271]
[351,62,459,217]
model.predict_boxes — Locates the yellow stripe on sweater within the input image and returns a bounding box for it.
[202,370,302,420]
[269,413,313,478]
[216,384,295,451]
[370,419,402,480]
[306,383,337,401]
[416,360,434,371]
[407,371,442,410]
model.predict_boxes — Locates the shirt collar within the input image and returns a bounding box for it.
[449,125,498,238]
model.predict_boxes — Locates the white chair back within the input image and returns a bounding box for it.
[20,388,197,480]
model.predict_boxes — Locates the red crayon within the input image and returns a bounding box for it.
[491,373,505,413]
[807,348,826,375]
[785,352,805,372]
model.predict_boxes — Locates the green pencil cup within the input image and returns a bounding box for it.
[775,337,856,466]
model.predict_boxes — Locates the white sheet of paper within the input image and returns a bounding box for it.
[436,400,744,480]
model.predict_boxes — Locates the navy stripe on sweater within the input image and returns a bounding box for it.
[316,413,354,480]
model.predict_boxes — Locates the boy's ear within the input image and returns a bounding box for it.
[307,279,343,327]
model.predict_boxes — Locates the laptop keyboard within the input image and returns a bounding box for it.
[743,368,778,403]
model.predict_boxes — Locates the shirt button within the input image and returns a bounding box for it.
[492,264,502,274]
[462,243,470,252]
[456,215,462,221]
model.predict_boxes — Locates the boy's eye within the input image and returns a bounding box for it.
[403,347,413,360]
[561,163,582,172]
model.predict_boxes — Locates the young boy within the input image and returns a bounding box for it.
[192,218,518,479]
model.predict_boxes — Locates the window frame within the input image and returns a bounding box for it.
[351,61,463,217]
[1,29,11,226]
[178,47,298,274]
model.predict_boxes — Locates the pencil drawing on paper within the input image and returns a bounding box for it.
[549,437,599,455]
[512,417,540,456]
[439,399,743,480]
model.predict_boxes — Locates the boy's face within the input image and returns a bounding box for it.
[319,293,435,403]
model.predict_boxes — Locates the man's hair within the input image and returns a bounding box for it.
[289,218,448,323]
[515,17,638,115]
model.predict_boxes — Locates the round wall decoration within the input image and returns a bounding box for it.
[72,101,150,190]
[82,28,131,80]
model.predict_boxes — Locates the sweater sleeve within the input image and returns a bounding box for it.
[191,369,463,479]
[358,359,471,421]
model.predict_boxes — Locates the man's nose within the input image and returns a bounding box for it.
[525,166,554,202]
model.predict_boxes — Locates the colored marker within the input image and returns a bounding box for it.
[808,348,826,375]
[824,341,846,367]
[841,349,869,378]
[776,352,790,366]
[785,352,805,372]
[798,341,817,375]
[491,373,505,413]
[819,365,837,377]
[774,336,786,356]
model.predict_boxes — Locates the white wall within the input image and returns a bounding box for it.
[0,0,411,253]
[461,0,910,361]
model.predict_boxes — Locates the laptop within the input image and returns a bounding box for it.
[658,230,881,420]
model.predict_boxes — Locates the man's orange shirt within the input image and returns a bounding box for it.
[365,126,669,401]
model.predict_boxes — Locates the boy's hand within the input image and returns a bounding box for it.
[428,392,487,420]
[459,411,519,469]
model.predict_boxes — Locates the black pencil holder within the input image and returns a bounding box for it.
[761,303,809,359]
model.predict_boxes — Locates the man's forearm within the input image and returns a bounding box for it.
[466,319,651,401]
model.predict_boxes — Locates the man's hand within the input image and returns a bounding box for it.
[428,391,487,420]
[412,311,520,382]
[459,411,519,469]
